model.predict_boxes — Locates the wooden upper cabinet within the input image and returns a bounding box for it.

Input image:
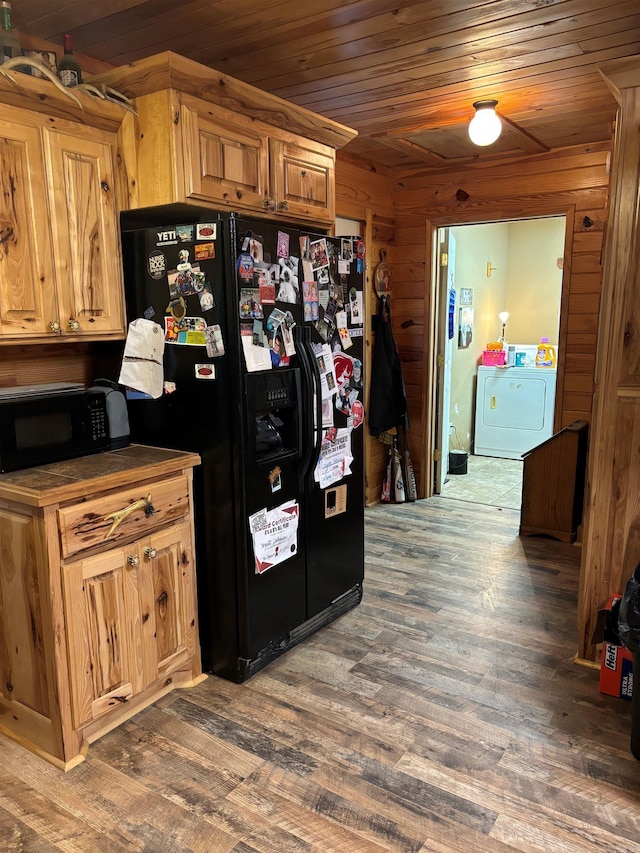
[180,103,270,210]
[179,102,335,223]
[0,121,57,338]
[0,77,127,345]
[46,131,125,338]
[270,137,335,223]
[92,52,356,226]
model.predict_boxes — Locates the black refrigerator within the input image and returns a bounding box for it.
[119,210,365,682]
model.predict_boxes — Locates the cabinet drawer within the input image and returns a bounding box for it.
[58,475,191,559]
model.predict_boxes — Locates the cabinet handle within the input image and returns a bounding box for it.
[144,546,157,560]
[68,318,80,332]
[127,554,140,568]
[263,199,275,210]
[48,320,61,333]
[278,201,289,211]
[491,395,497,409]
[103,492,155,539]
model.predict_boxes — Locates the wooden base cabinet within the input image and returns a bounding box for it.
[0,446,204,770]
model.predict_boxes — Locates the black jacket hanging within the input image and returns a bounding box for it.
[368,295,408,435]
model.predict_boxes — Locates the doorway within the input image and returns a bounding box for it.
[434,216,566,508]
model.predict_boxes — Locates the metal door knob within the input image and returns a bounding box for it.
[48,320,61,333]
[143,546,157,560]
[278,201,289,211]
[68,318,80,332]
[263,199,275,210]
[127,554,140,568]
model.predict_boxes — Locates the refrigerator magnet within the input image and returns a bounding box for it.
[195,364,215,379]
[341,238,353,261]
[197,282,215,312]
[277,231,289,259]
[194,242,215,261]
[237,253,254,284]
[268,466,282,493]
[176,224,195,242]
[350,400,364,429]
[242,232,263,263]
[147,250,167,280]
[277,258,299,304]
[325,484,347,518]
[196,222,216,240]
[205,324,225,357]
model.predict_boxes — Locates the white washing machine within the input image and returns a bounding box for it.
[474,365,557,459]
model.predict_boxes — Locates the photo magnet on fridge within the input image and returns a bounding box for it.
[205,325,225,357]
[277,231,290,259]
[242,232,264,262]
[175,224,195,242]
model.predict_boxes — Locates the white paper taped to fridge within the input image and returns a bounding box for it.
[314,427,353,489]
[248,499,300,574]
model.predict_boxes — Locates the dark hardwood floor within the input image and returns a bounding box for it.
[2,498,639,852]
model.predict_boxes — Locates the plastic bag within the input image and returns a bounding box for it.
[619,564,640,653]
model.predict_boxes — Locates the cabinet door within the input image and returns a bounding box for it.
[63,547,138,728]
[136,521,196,687]
[180,104,270,210]
[270,137,335,224]
[45,131,125,339]
[0,121,58,339]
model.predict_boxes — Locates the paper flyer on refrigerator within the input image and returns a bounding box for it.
[248,499,300,574]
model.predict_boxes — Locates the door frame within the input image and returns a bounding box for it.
[423,204,575,499]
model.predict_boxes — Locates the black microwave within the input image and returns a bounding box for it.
[0,383,111,473]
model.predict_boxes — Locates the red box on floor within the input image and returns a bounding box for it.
[600,643,633,700]
[598,593,633,700]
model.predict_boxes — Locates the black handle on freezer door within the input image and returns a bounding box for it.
[299,327,324,485]
[294,325,316,489]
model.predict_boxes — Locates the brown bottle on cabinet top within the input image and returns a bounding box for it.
[58,33,82,86]
[0,1,22,64]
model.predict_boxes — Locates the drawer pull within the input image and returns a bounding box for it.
[127,554,140,568]
[144,546,157,560]
[103,492,155,538]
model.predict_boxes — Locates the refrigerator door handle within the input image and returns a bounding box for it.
[294,326,323,487]
[294,325,315,487]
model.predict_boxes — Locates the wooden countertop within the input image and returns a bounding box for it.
[0,445,201,508]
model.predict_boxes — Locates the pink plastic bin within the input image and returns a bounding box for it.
[482,350,506,366]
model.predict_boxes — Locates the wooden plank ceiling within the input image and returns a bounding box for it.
[14,0,640,172]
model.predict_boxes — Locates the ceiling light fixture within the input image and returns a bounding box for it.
[469,100,502,146]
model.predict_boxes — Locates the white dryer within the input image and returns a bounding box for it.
[474,365,557,459]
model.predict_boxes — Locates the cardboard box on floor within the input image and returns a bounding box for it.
[597,593,634,700]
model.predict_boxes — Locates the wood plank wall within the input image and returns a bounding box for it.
[0,344,100,389]
[578,57,640,661]
[387,142,611,499]
[335,154,397,506]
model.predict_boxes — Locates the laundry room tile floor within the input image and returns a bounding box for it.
[441,453,523,509]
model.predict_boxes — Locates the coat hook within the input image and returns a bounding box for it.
[487,261,497,277]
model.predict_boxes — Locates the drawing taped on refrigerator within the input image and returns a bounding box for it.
[118,210,365,682]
